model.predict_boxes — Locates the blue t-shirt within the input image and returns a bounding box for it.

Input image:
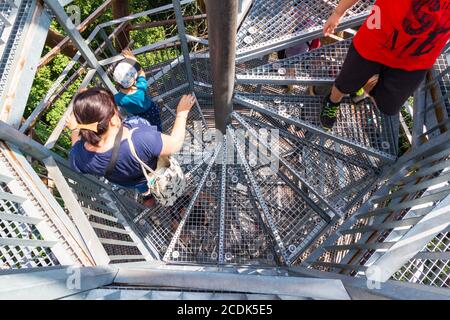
[69,117,163,191]
[114,76,155,115]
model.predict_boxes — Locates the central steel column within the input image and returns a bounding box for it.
[205,0,238,133]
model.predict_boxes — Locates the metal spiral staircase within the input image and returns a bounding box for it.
[0,0,449,300]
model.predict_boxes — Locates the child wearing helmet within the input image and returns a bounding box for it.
[113,49,162,132]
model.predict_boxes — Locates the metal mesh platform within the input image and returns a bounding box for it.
[236,0,373,60]
[235,112,379,214]
[234,93,399,162]
[164,153,221,264]
[128,120,332,265]
[222,161,278,266]
[237,38,352,85]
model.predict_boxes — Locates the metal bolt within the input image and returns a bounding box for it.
[244,36,253,44]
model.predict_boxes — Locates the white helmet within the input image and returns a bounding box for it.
[113,61,138,88]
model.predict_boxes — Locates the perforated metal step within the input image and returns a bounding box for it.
[236,0,373,62]
[132,128,330,266]
[132,148,217,261]
[226,127,329,265]
[237,38,352,85]
[233,112,380,215]
[234,93,399,162]
[57,163,151,264]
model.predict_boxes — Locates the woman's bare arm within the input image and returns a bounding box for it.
[160,94,196,156]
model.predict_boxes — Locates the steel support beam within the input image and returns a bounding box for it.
[42,0,116,93]
[205,0,237,133]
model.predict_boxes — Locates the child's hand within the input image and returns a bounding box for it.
[176,94,196,118]
[122,48,136,60]
[65,112,78,130]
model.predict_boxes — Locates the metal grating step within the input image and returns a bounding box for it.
[220,141,280,266]
[236,0,373,62]
[63,287,283,300]
[433,52,450,117]
[234,93,399,162]
[0,0,19,47]
[237,38,352,85]
[132,149,216,260]
[228,126,329,265]
[0,144,59,269]
[163,145,222,265]
[58,164,149,264]
[234,112,380,214]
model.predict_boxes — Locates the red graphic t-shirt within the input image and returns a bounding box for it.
[353,0,450,71]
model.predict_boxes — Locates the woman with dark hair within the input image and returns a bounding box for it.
[66,87,195,206]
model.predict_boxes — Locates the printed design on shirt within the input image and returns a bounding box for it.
[386,0,450,57]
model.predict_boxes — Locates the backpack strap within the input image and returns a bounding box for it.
[104,126,124,179]
[126,128,159,178]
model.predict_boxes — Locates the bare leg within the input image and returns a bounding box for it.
[329,85,345,103]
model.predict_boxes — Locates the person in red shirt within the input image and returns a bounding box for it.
[320,0,450,131]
